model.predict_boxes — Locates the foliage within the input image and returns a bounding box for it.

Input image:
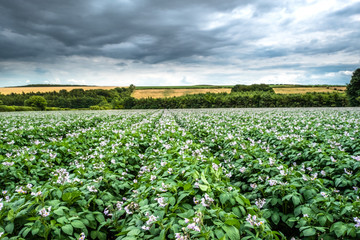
[130,92,348,109]
[231,84,274,93]
[0,105,35,112]
[135,85,233,90]
[0,109,359,239]
[0,86,351,110]
[24,96,48,110]
[0,87,133,109]
[0,105,15,112]
[346,68,360,106]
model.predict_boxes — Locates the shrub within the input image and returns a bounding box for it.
[24,96,47,110]
[13,106,34,111]
[0,105,15,112]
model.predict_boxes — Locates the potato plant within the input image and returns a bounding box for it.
[0,108,359,239]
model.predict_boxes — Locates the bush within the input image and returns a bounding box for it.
[24,96,47,110]
[90,105,101,110]
[0,105,15,112]
[13,106,34,111]
[46,107,65,111]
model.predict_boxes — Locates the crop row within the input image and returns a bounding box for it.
[0,108,360,240]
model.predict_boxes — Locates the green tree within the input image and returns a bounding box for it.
[129,84,136,93]
[24,96,47,110]
[0,100,3,105]
[346,68,360,106]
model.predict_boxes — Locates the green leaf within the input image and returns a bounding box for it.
[294,206,302,216]
[301,207,312,215]
[96,214,105,223]
[62,192,72,202]
[5,222,14,233]
[183,183,192,191]
[232,207,242,218]
[224,219,240,228]
[334,224,347,237]
[32,227,40,236]
[292,196,301,206]
[71,220,86,229]
[318,216,327,226]
[56,189,62,198]
[215,229,225,239]
[222,225,240,240]
[95,199,104,206]
[199,184,208,191]
[326,214,334,222]
[85,213,95,221]
[122,237,137,240]
[178,209,194,219]
[22,228,31,237]
[61,224,73,235]
[271,212,280,225]
[7,209,15,221]
[127,229,141,236]
[201,171,209,184]
[177,192,189,204]
[98,231,107,240]
[270,197,278,206]
[303,228,316,236]
[220,193,229,205]
[91,231,97,239]
[262,209,271,219]
[169,197,176,206]
[56,216,67,224]
[54,208,64,216]
[139,199,149,207]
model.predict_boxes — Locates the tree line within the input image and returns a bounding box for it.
[0,90,349,111]
[0,86,134,111]
[0,68,359,111]
[130,92,348,109]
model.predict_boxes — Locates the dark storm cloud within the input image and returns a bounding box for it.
[0,0,359,86]
[0,0,280,63]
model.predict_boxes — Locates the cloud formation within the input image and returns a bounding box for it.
[0,0,359,86]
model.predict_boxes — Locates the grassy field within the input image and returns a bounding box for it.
[0,85,346,98]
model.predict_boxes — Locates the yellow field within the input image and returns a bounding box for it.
[132,88,232,98]
[273,86,346,94]
[0,86,119,95]
[132,87,346,98]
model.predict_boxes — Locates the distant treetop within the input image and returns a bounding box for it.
[10,84,93,88]
[231,84,274,93]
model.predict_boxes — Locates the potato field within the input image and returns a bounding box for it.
[0,108,360,240]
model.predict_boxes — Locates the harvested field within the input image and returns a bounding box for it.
[273,86,346,94]
[0,86,119,95]
[132,88,232,98]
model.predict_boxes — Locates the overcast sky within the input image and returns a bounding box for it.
[0,0,359,87]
